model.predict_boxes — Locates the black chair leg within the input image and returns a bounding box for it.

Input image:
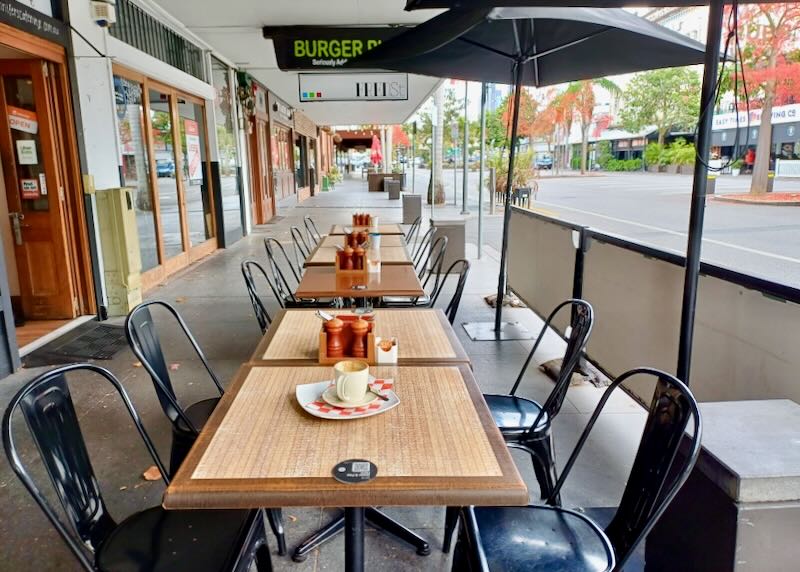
[451,514,473,572]
[266,508,287,556]
[442,506,460,553]
[292,513,345,562]
[169,431,195,479]
[365,507,431,556]
[524,433,560,506]
[255,543,273,572]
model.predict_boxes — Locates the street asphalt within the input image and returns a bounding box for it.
[406,168,800,288]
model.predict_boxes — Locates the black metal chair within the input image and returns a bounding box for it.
[290,226,312,268]
[428,259,470,324]
[242,260,282,334]
[383,235,448,308]
[125,301,287,556]
[405,215,422,246]
[411,226,436,271]
[450,367,703,572]
[304,215,323,246]
[443,299,594,552]
[2,363,274,572]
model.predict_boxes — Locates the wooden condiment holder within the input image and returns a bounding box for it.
[335,250,369,278]
[319,314,377,364]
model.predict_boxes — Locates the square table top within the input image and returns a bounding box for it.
[250,309,469,365]
[304,245,412,267]
[330,223,405,236]
[163,364,527,509]
[295,265,424,299]
[321,234,406,248]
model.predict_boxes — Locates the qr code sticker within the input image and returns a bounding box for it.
[351,462,371,474]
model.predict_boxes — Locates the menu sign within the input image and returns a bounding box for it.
[184,119,202,181]
[264,26,405,71]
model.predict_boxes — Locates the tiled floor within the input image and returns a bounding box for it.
[0,175,646,571]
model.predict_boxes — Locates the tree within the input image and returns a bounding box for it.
[501,87,538,142]
[568,78,621,174]
[619,67,701,146]
[732,3,800,194]
[429,85,446,204]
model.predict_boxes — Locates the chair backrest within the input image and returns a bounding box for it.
[405,215,421,245]
[509,300,594,429]
[417,236,448,297]
[429,259,470,324]
[241,259,277,334]
[264,237,300,305]
[304,215,322,246]
[125,300,223,434]
[3,364,168,570]
[549,367,702,571]
[412,226,436,269]
[290,226,312,268]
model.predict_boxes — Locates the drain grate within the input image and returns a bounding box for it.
[50,324,128,360]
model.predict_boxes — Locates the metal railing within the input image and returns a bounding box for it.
[109,0,205,81]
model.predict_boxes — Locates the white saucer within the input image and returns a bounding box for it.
[322,386,379,408]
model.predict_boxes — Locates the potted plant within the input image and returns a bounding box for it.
[644,143,664,173]
[731,159,743,176]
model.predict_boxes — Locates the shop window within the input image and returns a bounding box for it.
[177,99,213,246]
[114,75,158,271]
[295,134,307,188]
[210,58,242,239]
[148,88,183,259]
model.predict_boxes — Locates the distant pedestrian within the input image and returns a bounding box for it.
[744,148,755,173]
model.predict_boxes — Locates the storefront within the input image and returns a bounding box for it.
[293,111,319,202]
[112,66,217,291]
[0,1,97,370]
[268,91,295,206]
[239,76,275,224]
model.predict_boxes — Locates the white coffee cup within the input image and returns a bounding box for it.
[334,360,369,403]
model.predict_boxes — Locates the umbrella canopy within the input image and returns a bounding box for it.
[346,7,709,335]
[346,7,707,86]
[370,134,383,166]
[405,0,781,7]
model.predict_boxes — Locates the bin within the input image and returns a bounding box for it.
[430,218,466,269]
[403,194,422,224]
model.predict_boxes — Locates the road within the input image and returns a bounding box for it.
[406,168,800,287]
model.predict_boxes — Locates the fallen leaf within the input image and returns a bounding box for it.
[142,466,162,481]
[169,363,180,371]
[175,296,187,303]
[133,362,142,368]
[119,486,127,491]
[288,514,298,523]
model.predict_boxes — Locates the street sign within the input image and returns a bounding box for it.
[298,73,408,102]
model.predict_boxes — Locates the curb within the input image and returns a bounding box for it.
[713,196,800,207]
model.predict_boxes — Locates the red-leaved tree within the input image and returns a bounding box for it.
[733,3,800,194]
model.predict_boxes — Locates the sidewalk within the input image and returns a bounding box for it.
[0,173,645,571]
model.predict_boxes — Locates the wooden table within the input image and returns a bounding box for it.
[163,364,527,570]
[295,265,424,299]
[321,234,406,248]
[330,223,404,235]
[250,309,470,365]
[304,244,412,267]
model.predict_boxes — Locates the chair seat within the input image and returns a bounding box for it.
[467,505,614,572]
[97,506,257,572]
[483,394,548,435]
[174,397,219,434]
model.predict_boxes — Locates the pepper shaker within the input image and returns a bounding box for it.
[342,246,354,270]
[353,246,365,270]
[324,317,344,358]
[350,318,369,358]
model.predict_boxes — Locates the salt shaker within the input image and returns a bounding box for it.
[342,246,354,270]
[350,318,369,358]
[353,246,365,270]
[324,317,344,358]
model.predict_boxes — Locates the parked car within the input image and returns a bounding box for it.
[156,159,175,177]
[535,155,553,170]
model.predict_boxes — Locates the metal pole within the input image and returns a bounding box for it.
[411,121,417,193]
[344,507,365,572]
[478,82,487,259]
[495,63,524,332]
[452,121,458,206]
[489,167,496,215]
[677,0,724,383]
[461,81,470,215]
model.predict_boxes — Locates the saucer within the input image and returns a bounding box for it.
[322,386,379,408]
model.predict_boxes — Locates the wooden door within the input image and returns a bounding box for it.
[0,60,76,319]
[256,118,274,220]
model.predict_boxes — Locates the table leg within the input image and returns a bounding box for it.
[344,507,365,572]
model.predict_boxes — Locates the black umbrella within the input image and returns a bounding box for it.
[347,7,707,338]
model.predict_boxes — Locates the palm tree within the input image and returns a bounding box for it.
[566,78,621,174]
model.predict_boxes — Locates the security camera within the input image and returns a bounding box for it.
[91,1,117,28]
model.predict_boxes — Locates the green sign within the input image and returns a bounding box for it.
[263,26,406,71]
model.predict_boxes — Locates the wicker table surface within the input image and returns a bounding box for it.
[250,309,469,365]
[321,234,406,248]
[305,245,412,267]
[330,223,404,235]
[163,364,527,509]
[295,265,424,298]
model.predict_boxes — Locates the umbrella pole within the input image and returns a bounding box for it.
[494,63,524,331]
[676,0,725,383]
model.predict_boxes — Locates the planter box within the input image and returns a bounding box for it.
[665,164,679,174]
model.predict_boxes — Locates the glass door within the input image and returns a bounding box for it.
[176,96,214,248]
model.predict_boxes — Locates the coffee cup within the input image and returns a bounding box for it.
[334,360,369,403]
